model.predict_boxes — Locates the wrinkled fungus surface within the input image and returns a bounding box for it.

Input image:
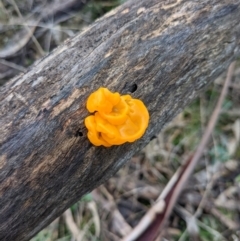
[84,87,149,147]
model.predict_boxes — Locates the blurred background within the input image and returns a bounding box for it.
[0,0,240,240]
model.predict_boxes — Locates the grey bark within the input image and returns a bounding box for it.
[0,0,240,240]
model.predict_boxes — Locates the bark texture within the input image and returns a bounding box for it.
[0,0,240,240]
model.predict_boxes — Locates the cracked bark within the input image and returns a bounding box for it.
[0,0,240,240]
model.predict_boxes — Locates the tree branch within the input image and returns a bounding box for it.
[0,0,240,240]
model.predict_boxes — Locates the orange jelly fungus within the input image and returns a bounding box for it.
[85,87,149,147]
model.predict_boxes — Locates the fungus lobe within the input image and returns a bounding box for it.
[85,87,149,147]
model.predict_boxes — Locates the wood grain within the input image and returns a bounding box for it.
[0,0,240,240]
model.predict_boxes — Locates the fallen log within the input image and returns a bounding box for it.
[0,0,240,240]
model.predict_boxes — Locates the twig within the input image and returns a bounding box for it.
[63,209,84,241]
[0,59,27,72]
[211,207,239,230]
[92,187,132,238]
[87,201,101,237]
